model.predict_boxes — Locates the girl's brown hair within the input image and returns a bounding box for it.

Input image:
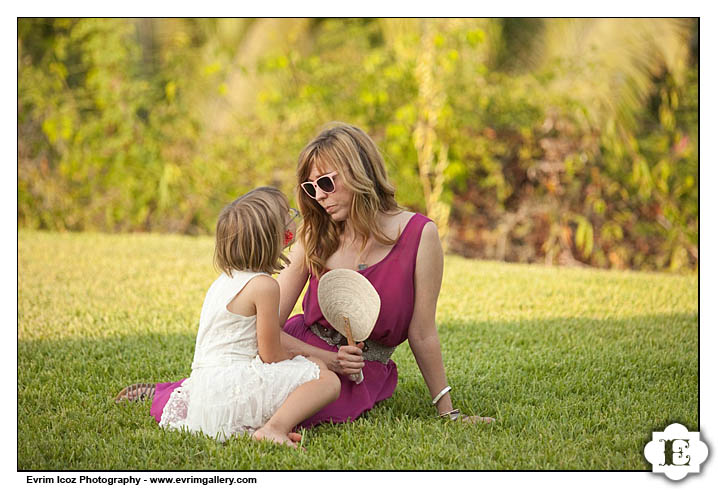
[296,122,400,277]
[214,187,290,276]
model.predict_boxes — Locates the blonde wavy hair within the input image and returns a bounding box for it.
[214,187,290,276]
[296,122,400,277]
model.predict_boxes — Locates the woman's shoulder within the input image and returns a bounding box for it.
[384,210,427,238]
[397,209,432,224]
[417,219,440,245]
[395,211,439,255]
[398,211,435,237]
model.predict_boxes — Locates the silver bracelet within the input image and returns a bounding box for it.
[432,385,451,405]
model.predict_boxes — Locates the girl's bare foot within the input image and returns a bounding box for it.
[253,425,301,448]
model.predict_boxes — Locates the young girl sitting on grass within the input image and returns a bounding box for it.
[155,187,340,447]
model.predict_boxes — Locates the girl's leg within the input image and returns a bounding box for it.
[254,357,340,447]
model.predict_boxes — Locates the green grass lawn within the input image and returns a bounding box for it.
[18,230,698,470]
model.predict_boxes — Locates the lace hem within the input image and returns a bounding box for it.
[158,381,189,430]
[158,356,320,441]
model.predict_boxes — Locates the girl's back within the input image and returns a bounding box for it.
[191,271,265,369]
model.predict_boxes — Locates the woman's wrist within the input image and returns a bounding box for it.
[307,348,336,370]
[328,352,342,374]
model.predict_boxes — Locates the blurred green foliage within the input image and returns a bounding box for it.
[18,18,698,272]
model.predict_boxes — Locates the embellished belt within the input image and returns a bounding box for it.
[309,323,396,364]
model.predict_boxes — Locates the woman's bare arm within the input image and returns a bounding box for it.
[276,241,365,375]
[406,221,454,415]
[279,331,363,374]
[277,243,310,327]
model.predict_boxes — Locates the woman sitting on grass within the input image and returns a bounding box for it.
[119,122,493,426]
[150,187,340,446]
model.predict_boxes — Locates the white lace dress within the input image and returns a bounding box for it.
[159,270,320,442]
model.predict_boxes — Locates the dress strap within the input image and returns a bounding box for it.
[221,270,270,307]
[400,213,432,269]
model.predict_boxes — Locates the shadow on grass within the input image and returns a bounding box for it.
[18,312,698,470]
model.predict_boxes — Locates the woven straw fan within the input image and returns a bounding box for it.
[317,269,381,384]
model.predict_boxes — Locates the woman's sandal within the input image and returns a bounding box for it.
[440,409,495,424]
[114,383,155,403]
[459,415,496,424]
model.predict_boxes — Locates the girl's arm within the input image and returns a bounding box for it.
[406,221,454,416]
[252,275,293,364]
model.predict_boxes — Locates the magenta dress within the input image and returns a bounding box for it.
[151,213,430,428]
